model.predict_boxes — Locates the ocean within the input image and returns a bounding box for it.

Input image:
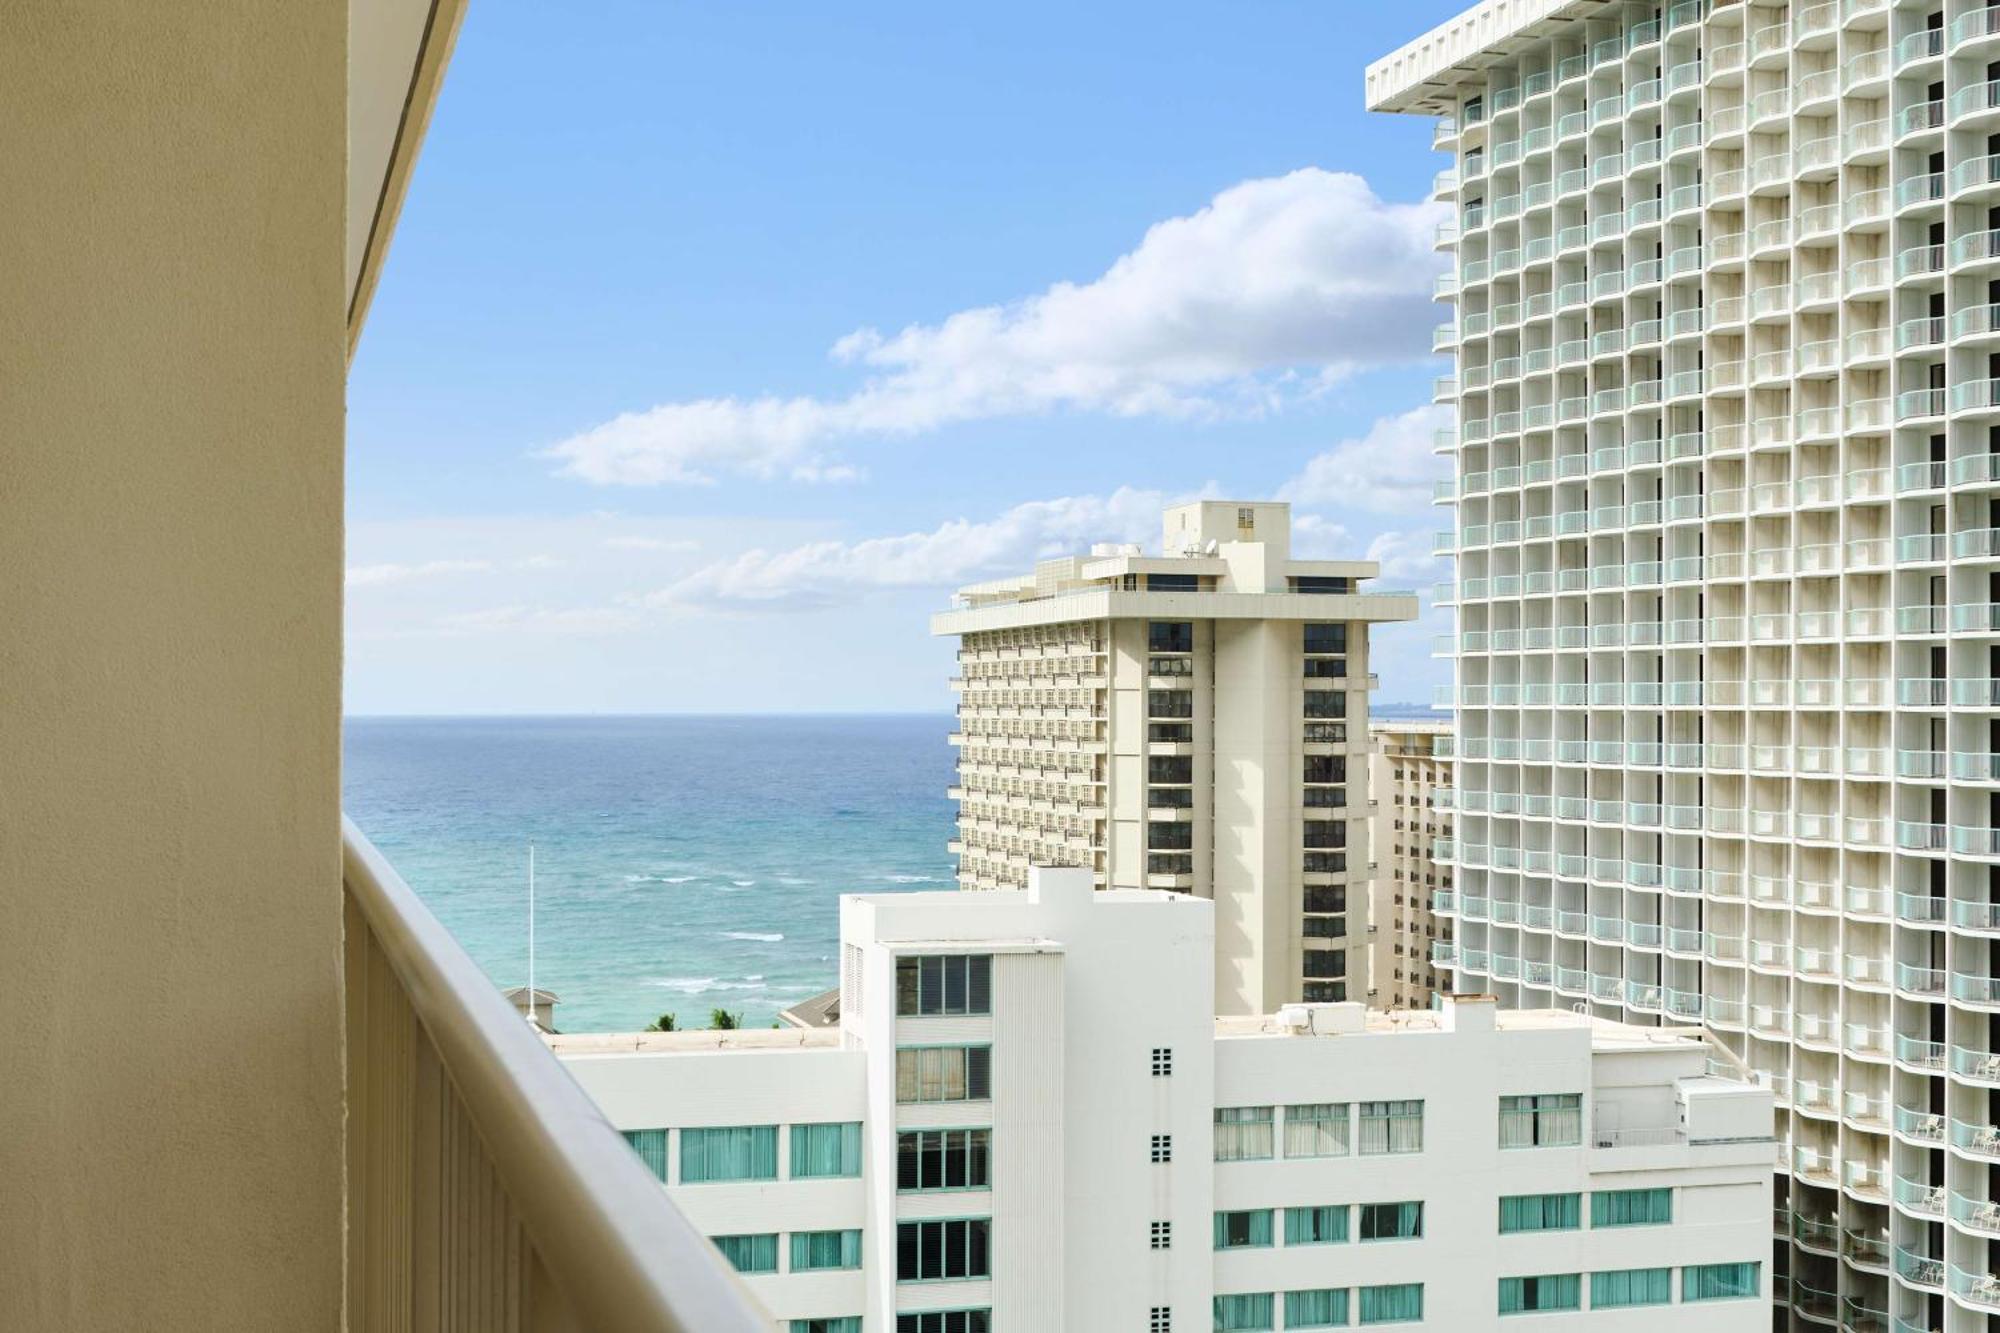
[342,714,958,1032]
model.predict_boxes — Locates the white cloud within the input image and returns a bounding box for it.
[1279,404,1454,514]
[1362,528,1452,589]
[603,536,700,552]
[545,169,1446,485]
[345,559,494,589]
[648,486,1179,611]
[437,604,642,635]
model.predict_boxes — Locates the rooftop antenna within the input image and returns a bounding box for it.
[527,842,538,1029]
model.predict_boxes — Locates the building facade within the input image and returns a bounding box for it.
[1367,720,1456,1009]
[557,867,1775,1333]
[1370,1,2000,1327]
[931,500,1418,1016]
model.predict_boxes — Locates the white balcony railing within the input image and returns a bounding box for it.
[343,819,769,1333]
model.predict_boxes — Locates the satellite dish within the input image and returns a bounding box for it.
[1203,539,1219,555]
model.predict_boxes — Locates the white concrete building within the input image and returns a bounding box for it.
[557,866,1775,1333]
[1367,720,1456,1009]
[930,500,1419,1016]
[1370,1,2000,1327]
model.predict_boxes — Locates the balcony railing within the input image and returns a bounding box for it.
[343,819,769,1333]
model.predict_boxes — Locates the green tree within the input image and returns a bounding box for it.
[645,1012,677,1032]
[709,1007,742,1030]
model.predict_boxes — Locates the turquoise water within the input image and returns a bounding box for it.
[342,715,957,1032]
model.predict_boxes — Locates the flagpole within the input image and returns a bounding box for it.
[528,841,537,1028]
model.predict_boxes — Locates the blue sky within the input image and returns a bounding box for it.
[347,0,1471,715]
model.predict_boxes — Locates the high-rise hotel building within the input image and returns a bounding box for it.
[1367,720,1457,1009]
[932,501,1417,1016]
[1370,0,2000,1327]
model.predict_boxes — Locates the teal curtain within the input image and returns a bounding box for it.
[1214,1106,1275,1161]
[712,1233,778,1273]
[791,1321,862,1333]
[1591,1268,1671,1308]
[1359,1201,1423,1241]
[680,1126,778,1183]
[1212,1292,1274,1331]
[1358,1283,1423,1325]
[791,1122,862,1178]
[1284,1288,1349,1328]
[621,1128,669,1182]
[1284,1205,1348,1244]
[1498,1192,1579,1232]
[1591,1187,1673,1227]
[1283,1103,1350,1157]
[1498,1274,1579,1315]
[1212,1209,1274,1249]
[1357,1100,1423,1154]
[1683,1262,1759,1301]
[790,1229,862,1272]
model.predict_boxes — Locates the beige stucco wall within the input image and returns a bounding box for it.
[0,4,346,1328]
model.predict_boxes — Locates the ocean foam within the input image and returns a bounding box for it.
[721,931,784,943]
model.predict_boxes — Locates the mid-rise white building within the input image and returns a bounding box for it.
[557,866,1774,1333]
[931,500,1418,1016]
[1370,1,2000,1326]
[1367,720,1455,1009]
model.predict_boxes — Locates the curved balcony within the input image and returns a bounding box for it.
[1952,5,2000,53]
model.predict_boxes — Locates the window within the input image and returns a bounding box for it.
[1303,656,1347,678]
[1147,572,1199,592]
[895,1219,991,1282]
[1283,1205,1348,1245]
[1212,1209,1274,1249]
[621,1128,668,1181]
[1358,1284,1423,1325]
[1302,820,1345,849]
[1303,886,1347,914]
[1151,1047,1173,1076]
[1284,1289,1349,1329]
[1591,1187,1672,1227]
[1148,821,1193,851]
[711,1233,778,1274]
[897,1128,990,1191]
[1283,1103,1350,1158]
[1498,1093,1581,1148]
[791,1122,862,1179]
[791,1229,862,1272]
[1303,692,1347,720]
[894,1046,991,1103]
[1149,621,1194,654]
[1148,755,1193,785]
[1301,980,1346,1003]
[1212,1293,1274,1331]
[1498,1192,1580,1233]
[1148,689,1194,719]
[1358,1201,1423,1242]
[680,1126,778,1183]
[1150,1134,1173,1163]
[1214,1106,1274,1160]
[1304,755,1347,784]
[895,955,993,1016]
[1304,623,1348,655]
[1294,576,1351,595]
[791,1320,861,1333]
[1498,1274,1580,1316]
[1149,1308,1171,1333]
[1682,1262,1760,1302]
[1358,1101,1423,1154]
[1591,1268,1671,1308]
[1150,1220,1172,1250]
[1302,948,1345,977]
[896,1313,990,1333]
